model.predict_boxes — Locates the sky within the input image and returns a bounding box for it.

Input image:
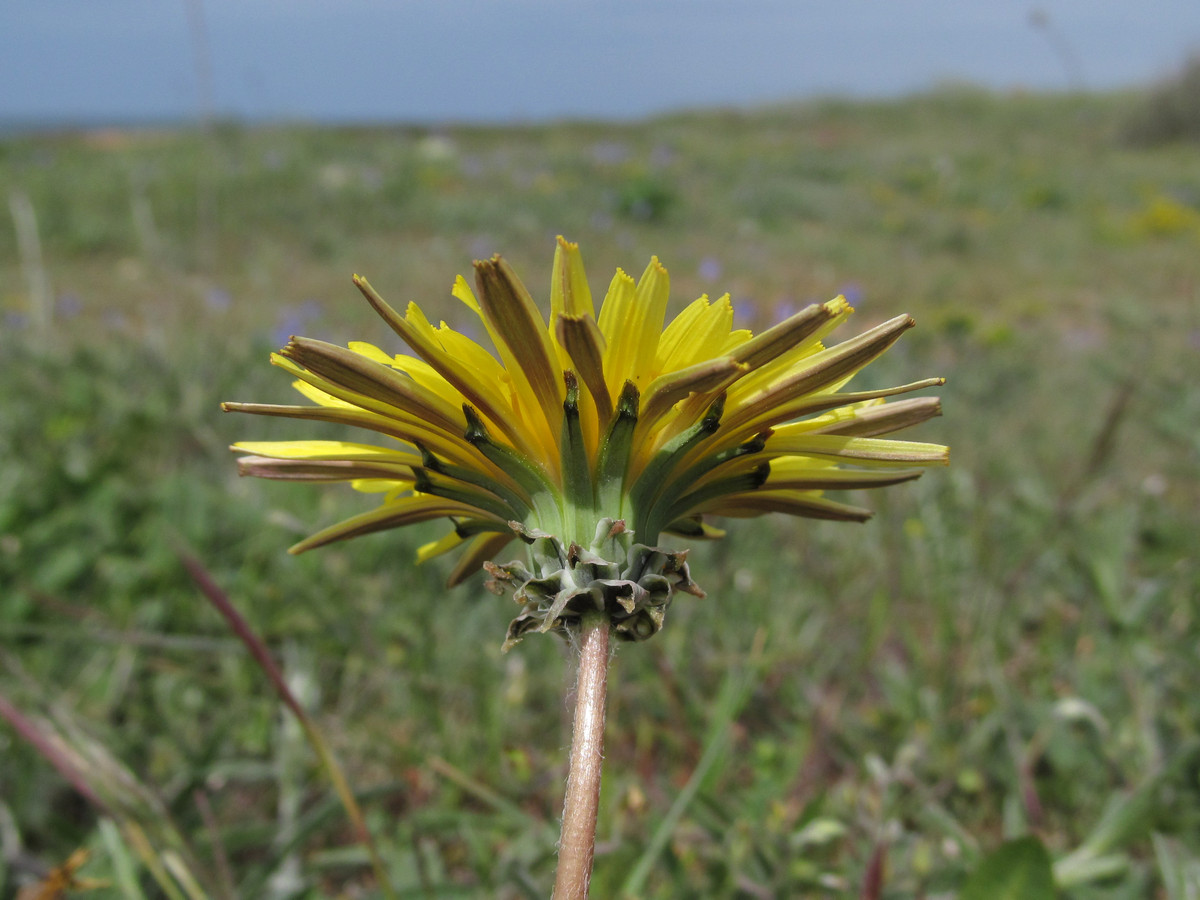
[3,1,1200,125]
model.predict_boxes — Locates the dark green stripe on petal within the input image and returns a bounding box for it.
[281,337,464,435]
[595,381,640,516]
[629,393,725,539]
[235,456,416,483]
[352,274,533,455]
[706,491,874,522]
[641,431,769,537]
[412,467,526,522]
[723,315,916,434]
[639,357,746,430]
[463,406,554,493]
[813,396,943,437]
[556,313,612,423]
[447,532,517,587]
[414,444,530,514]
[462,405,564,536]
[474,255,563,430]
[764,467,926,491]
[290,496,495,554]
[662,517,726,539]
[729,300,841,370]
[662,463,770,528]
[560,371,595,541]
[723,378,947,445]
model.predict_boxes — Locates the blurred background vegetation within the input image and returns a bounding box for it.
[1,78,1199,897]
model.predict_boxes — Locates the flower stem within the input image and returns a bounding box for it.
[553,610,611,899]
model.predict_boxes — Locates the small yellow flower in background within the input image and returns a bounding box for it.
[225,238,947,647]
[1128,192,1200,238]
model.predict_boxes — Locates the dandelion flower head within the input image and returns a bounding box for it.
[225,238,947,645]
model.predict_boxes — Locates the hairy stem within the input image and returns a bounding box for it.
[553,611,611,899]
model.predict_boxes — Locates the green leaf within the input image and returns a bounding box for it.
[960,836,1055,900]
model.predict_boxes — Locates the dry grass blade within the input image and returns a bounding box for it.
[178,548,397,900]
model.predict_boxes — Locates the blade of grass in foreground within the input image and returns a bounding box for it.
[98,819,150,900]
[179,549,397,900]
[1053,739,1200,889]
[620,628,767,897]
[0,670,211,900]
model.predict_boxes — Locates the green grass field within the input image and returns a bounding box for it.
[1,87,1198,898]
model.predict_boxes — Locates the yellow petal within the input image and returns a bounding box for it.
[347,341,394,365]
[657,294,734,371]
[596,268,637,394]
[351,478,409,492]
[627,257,671,381]
[232,440,418,462]
[417,529,466,564]
[720,327,754,353]
[451,274,481,313]
[764,433,950,466]
[550,235,595,320]
[597,257,671,400]
[387,354,464,406]
[290,378,356,409]
[548,236,595,388]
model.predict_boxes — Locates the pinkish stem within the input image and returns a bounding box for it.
[552,611,611,899]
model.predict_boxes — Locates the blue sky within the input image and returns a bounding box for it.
[3,1,1199,124]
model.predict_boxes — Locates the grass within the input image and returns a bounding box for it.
[1,86,1198,897]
